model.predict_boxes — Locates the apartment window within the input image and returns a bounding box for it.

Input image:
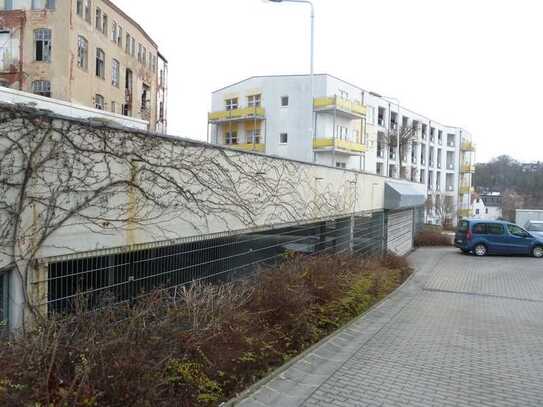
[96,48,105,79]
[34,29,52,62]
[117,26,122,47]
[338,89,349,100]
[248,129,261,144]
[367,106,375,125]
[32,80,51,97]
[112,22,117,43]
[159,102,164,120]
[279,133,288,144]
[247,94,261,108]
[95,94,104,110]
[126,33,131,54]
[32,0,55,9]
[280,96,289,107]
[111,101,116,114]
[84,0,91,23]
[95,8,102,31]
[142,47,147,66]
[225,131,238,145]
[336,162,347,169]
[225,98,238,111]
[77,35,88,70]
[131,38,135,57]
[137,43,142,62]
[102,14,108,36]
[141,83,150,112]
[76,0,83,16]
[376,162,383,175]
[111,58,120,87]
[378,107,386,127]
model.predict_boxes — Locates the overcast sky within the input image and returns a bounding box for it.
[113,0,543,164]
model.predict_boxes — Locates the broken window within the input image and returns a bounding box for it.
[77,35,88,70]
[32,80,51,97]
[141,83,150,112]
[96,48,105,79]
[111,58,119,87]
[95,94,105,110]
[34,28,52,62]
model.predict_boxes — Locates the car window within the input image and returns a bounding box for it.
[507,224,529,237]
[487,224,505,235]
[472,223,486,234]
[457,220,469,233]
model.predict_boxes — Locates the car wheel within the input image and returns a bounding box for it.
[474,244,487,257]
[533,246,543,259]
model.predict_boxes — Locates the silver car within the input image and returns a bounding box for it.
[525,221,543,239]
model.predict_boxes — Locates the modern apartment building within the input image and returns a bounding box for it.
[208,74,475,225]
[0,0,168,133]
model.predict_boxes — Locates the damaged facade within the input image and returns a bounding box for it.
[0,0,168,133]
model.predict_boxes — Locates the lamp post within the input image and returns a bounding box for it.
[264,0,315,160]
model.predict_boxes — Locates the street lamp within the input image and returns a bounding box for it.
[263,0,315,159]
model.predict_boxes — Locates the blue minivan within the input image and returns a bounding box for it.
[455,219,543,258]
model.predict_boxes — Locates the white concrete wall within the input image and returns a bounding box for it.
[0,86,148,130]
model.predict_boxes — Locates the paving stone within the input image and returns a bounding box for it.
[233,248,543,407]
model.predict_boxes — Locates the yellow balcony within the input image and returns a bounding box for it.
[461,141,476,152]
[459,185,474,194]
[209,106,265,123]
[225,143,266,153]
[314,96,367,118]
[458,208,472,218]
[313,138,367,154]
[461,164,476,173]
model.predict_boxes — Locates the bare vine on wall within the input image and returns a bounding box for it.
[0,104,360,325]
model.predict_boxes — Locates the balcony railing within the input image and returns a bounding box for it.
[314,96,366,118]
[459,185,474,194]
[224,143,266,153]
[209,106,265,123]
[459,208,471,218]
[461,164,476,173]
[313,138,366,154]
[461,141,476,151]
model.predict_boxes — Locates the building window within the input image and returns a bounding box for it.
[225,131,238,145]
[131,38,135,57]
[95,7,102,31]
[137,43,142,62]
[117,26,122,47]
[336,162,347,169]
[96,48,105,79]
[76,0,83,16]
[34,28,52,62]
[141,83,150,112]
[77,35,88,70]
[32,80,51,97]
[111,21,117,43]
[32,0,55,9]
[111,101,116,114]
[281,96,289,107]
[279,133,288,144]
[102,14,108,36]
[111,58,119,87]
[95,94,104,110]
[247,94,261,108]
[125,33,131,54]
[248,129,261,144]
[159,101,164,120]
[84,0,91,23]
[225,98,238,111]
[142,47,147,66]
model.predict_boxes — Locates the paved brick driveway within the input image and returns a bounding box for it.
[233,248,543,407]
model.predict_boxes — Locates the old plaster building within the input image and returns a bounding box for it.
[0,0,167,133]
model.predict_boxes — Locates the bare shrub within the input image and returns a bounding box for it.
[415,230,453,247]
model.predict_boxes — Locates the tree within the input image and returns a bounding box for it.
[381,124,418,179]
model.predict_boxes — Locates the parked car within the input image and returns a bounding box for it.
[525,220,543,239]
[455,220,543,258]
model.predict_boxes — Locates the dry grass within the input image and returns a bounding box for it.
[415,229,453,247]
[0,253,411,407]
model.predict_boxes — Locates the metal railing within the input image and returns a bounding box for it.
[37,211,387,316]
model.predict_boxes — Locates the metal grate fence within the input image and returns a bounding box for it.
[38,211,387,316]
